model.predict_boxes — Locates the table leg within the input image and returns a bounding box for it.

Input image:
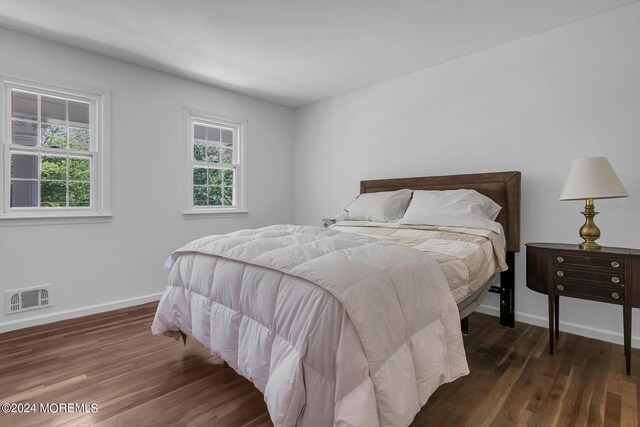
[555,295,559,340]
[548,291,554,355]
[624,301,631,375]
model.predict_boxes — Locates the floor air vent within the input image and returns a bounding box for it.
[5,285,53,314]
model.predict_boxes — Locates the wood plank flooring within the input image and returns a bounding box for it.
[0,303,637,426]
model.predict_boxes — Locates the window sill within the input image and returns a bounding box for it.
[183,209,249,219]
[0,212,113,227]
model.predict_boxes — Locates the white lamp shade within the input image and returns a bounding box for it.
[559,156,628,201]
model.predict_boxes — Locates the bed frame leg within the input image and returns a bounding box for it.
[180,331,188,346]
[461,317,469,335]
[499,251,515,328]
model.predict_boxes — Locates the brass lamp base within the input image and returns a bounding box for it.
[578,198,601,250]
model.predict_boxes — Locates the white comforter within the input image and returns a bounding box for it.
[152,225,469,426]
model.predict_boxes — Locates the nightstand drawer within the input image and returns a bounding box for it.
[553,268,624,286]
[554,252,624,271]
[554,282,624,304]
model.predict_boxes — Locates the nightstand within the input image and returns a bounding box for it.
[526,243,640,374]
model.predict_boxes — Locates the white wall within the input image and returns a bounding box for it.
[295,4,640,346]
[0,27,295,331]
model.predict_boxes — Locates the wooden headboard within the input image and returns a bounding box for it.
[360,171,521,253]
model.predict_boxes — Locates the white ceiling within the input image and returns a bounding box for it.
[0,0,637,108]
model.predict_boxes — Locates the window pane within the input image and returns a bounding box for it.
[41,156,67,180]
[40,181,66,207]
[69,182,90,207]
[189,116,241,211]
[207,127,221,142]
[41,96,66,124]
[69,157,90,181]
[193,167,207,185]
[11,153,38,179]
[193,143,205,161]
[194,124,206,141]
[69,127,90,151]
[68,101,89,127]
[209,186,222,206]
[11,91,37,121]
[223,169,234,186]
[12,120,38,146]
[223,187,234,206]
[7,86,100,214]
[221,148,233,164]
[193,186,207,206]
[10,180,38,207]
[222,129,233,144]
[41,124,67,149]
[207,145,220,163]
[208,168,222,186]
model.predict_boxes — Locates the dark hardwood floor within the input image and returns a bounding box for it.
[0,303,637,426]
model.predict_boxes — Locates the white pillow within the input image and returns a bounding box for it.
[345,189,412,222]
[401,189,501,220]
[398,189,503,233]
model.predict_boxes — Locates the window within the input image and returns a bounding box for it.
[185,109,246,214]
[1,77,110,220]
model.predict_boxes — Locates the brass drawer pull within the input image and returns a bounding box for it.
[612,277,620,284]
[557,256,564,263]
[612,292,620,300]
[557,284,565,291]
[611,261,620,268]
[556,271,564,277]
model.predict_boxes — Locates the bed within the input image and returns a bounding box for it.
[152,171,521,427]
[355,171,521,329]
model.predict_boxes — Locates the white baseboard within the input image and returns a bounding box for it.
[0,293,162,333]
[476,304,640,349]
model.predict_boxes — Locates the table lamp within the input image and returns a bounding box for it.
[559,156,628,250]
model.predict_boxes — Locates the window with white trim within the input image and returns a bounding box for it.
[185,109,246,214]
[2,78,110,220]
